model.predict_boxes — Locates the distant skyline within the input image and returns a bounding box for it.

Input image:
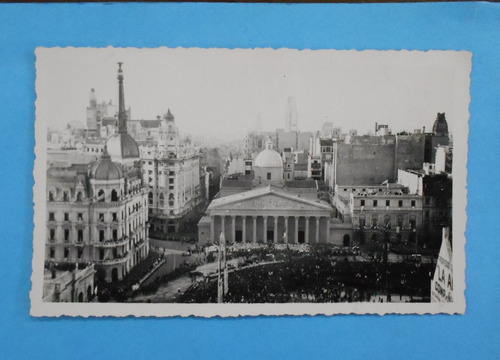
[36,47,471,139]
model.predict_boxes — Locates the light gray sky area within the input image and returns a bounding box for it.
[36,47,471,139]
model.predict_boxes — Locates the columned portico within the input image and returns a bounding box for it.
[201,187,333,246]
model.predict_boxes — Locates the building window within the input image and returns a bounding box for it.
[64,229,70,242]
[48,191,54,201]
[360,200,365,206]
[64,248,70,258]
[76,192,83,202]
[373,200,378,207]
[113,229,118,241]
[398,200,403,207]
[99,249,104,260]
[98,190,105,202]
[425,210,430,219]
[111,189,119,202]
[148,192,153,206]
[169,178,174,184]
[112,212,117,221]
[411,200,416,207]
[169,185,174,190]
[64,213,69,221]
[267,173,272,180]
[77,213,83,221]
[49,248,55,258]
[49,212,55,221]
[77,248,83,259]
[63,191,69,201]
[99,230,105,242]
[78,230,83,242]
[49,229,55,241]
[386,200,390,207]
[98,213,104,222]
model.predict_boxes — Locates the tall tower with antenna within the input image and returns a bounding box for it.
[285,96,298,133]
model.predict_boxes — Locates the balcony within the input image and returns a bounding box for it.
[95,255,129,266]
[94,237,128,248]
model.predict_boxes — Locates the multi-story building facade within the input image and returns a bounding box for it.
[45,63,149,285]
[141,109,202,236]
[332,184,424,245]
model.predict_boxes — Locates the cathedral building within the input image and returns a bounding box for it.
[140,109,202,237]
[198,138,335,245]
[45,63,149,285]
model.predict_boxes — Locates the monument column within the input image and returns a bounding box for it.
[274,216,278,243]
[305,216,310,244]
[294,216,299,244]
[315,217,320,243]
[242,216,246,244]
[252,216,257,243]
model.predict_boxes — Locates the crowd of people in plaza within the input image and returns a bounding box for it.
[178,246,434,303]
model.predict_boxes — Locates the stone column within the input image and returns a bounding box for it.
[253,216,257,244]
[284,216,289,244]
[305,217,310,244]
[242,216,246,244]
[231,215,236,243]
[210,216,215,242]
[294,216,299,244]
[274,216,278,243]
[326,217,331,243]
[263,216,268,243]
[221,215,225,242]
[315,217,320,243]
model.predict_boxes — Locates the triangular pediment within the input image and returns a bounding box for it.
[209,188,331,212]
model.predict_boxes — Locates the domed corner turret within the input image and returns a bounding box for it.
[90,145,124,181]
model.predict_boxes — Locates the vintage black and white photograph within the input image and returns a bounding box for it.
[31,47,469,316]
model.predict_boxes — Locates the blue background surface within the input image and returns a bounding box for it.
[0,2,498,359]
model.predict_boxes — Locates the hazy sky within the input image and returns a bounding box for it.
[36,47,471,139]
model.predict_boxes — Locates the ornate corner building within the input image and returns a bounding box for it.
[45,64,149,286]
[140,109,202,238]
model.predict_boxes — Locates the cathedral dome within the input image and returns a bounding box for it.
[90,147,123,181]
[254,138,283,168]
[254,149,283,168]
[106,132,140,160]
[432,113,449,135]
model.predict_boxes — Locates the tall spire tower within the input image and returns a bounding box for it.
[117,62,127,134]
[106,62,140,164]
